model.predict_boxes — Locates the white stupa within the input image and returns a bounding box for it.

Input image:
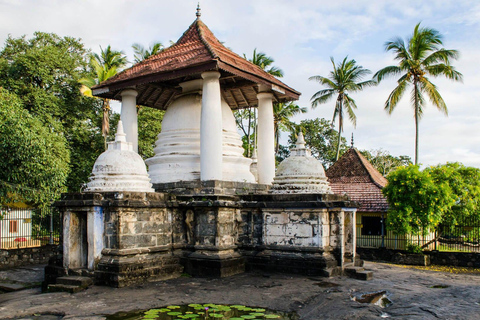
[145,79,255,184]
[85,121,154,192]
[271,131,332,194]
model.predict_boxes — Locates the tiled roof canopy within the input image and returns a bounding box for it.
[326,148,388,212]
[92,18,300,110]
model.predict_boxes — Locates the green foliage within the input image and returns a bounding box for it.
[137,107,164,159]
[0,32,104,192]
[360,149,412,176]
[132,42,164,63]
[406,243,423,254]
[244,48,284,77]
[234,108,255,157]
[273,102,307,153]
[286,118,347,168]
[383,165,455,236]
[427,163,480,225]
[0,89,70,207]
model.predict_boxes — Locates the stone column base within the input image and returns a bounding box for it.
[181,251,245,277]
[94,247,184,287]
[242,246,342,277]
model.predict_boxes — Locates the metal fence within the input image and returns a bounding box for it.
[357,214,480,253]
[0,207,60,250]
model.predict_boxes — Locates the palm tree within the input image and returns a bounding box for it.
[239,49,286,157]
[80,46,127,149]
[132,42,164,63]
[92,45,128,71]
[245,48,284,77]
[309,57,375,161]
[374,23,462,164]
[274,102,307,153]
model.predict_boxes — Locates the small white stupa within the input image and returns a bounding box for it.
[85,121,154,192]
[271,131,332,194]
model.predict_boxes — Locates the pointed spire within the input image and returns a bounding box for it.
[296,131,306,149]
[196,3,201,19]
[116,120,127,142]
[351,133,354,148]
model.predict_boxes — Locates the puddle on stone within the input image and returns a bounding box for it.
[430,284,449,289]
[106,303,299,320]
[352,291,392,308]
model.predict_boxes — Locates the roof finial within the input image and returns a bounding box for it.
[196,3,201,19]
[351,133,354,148]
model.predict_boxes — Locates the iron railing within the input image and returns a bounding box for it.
[357,215,480,253]
[0,207,60,250]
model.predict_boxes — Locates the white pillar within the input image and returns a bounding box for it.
[257,91,275,184]
[200,71,223,180]
[120,89,138,152]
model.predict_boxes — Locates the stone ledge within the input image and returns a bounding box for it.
[102,245,173,256]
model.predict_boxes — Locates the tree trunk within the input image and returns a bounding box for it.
[102,98,110,151]
[335,100,343,161]
[414,81,419,165]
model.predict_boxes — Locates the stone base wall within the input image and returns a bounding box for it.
[358,247,480,267]
[242,247,341,276]
[0,245,59,270]
[95,247,183,287]
[47,189,358,287]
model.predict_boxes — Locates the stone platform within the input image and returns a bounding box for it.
[47,183,358,287]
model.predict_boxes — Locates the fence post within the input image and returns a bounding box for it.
[434,228,437,251]
[49,208,54,245]
[381,212,385,248]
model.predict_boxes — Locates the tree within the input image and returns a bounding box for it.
[374,23,462,165]
[80,46,127,149]
[310,57,375,161]
[235,108,256,157]
[360,149,412,176]
[0,89,70,207]
[0,32,104,192]
[285,118,348,168]
[273,102,307,153]
[132,42,164,63]
[244,48,284,77]
[137,107,164,159]
[92,45,128,71]
[236,48,286,157]
[427,163,480,225]
[382,165,455,236]
[128,43,166,159]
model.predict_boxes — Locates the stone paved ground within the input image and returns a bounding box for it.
[0,262,479,320]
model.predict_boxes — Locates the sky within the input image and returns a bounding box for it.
[1,0,479,167]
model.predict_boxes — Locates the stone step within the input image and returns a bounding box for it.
[47,284,86,294]
[344,266,373,281]
[0,282,26,292]
[356,270,374,281]
[56,276,93,287]
[323,267,343,277]
[344,266,365,274]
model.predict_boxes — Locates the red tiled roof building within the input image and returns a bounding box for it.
[326,148,388,213]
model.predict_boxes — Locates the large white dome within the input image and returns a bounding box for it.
[146,79,255,184]
[85,121,154,192]
[271,132,332,194]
